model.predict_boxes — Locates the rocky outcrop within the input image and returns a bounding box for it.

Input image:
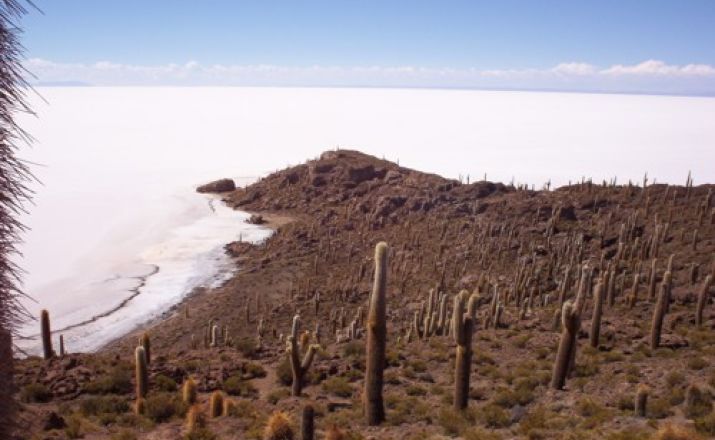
[197,178,236,193]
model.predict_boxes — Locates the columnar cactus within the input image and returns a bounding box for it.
[648,259,657,301]
[41,309,53,360]
[365,242,388,425]
[551,301,581,390]
[135,346,149,398]
[301,404,314,440]
[635,385,649,417]
[628,273,639,308]
[650,272,671,350]
[695,275,713,327]
[183,377,197,405]
[286,315,320,396]
[606,268,616,307]
[453,290,476,409]
[211,324,220,347]
[141,332,151,365]
[59,334,65,357]
[209,391,223,418]
[589,281,604,348]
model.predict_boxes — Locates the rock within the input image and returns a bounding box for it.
[61,357,78,371]
[327,400,352,412]
[311,175,327,187]
[384,169,402,182]
[558,205,577,221]
[197,178,236,193]
[246,214,265,225]
[372,195,407,218]
[311,162,336,174]
[43,411,66,430]
[347,165,377,184]
[511,405,527,423]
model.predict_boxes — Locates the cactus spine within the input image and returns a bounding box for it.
[365,242,388,425]
[453,290,476,410]
[695,274,713,327]
[41,309,53,360]
[301,404,315,440]
[135,346,149,398]
[286,315,319,396]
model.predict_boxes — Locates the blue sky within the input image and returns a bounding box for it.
[19,1,715,94]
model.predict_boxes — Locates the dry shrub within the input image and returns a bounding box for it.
[325,425,346,440]
[652,423,703,440]
[264,411,294,440]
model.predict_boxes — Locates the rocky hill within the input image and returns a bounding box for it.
[13,150,715,440]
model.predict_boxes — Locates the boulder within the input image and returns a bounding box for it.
[347,165,377,184]
[197,178,236,193]
[246,214,266,225]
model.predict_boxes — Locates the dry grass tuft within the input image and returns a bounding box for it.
[652,423,703,440]
[264,411,294,440]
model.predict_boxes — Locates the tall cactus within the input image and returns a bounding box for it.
[589,281,604,348]
[635,385,649,417]
[209,391,223,418]
[551,301,580,390]
[286,315,319,396]
[183,377,197,404]
[41,309,53,360]
[551,267,587,390]
[301,404,314,440]
[1,2,34,436]
[135,346,149,398]
[650,272,671,350]
[647,259,657,301]
[141,332,151,365]
[453,290,476,410]
[695,274,713,327]
[365,242,388,425]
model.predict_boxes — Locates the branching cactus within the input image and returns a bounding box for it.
[695,274,713,327]
[551,301,581,390]
[135,346,149,398]
[286,315,320,396]
[365,242,388,425]
[41,309,53,360]
[650,272,671,350]
[552,268,588,391]
[453,290,475,410]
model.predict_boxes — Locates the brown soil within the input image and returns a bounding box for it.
[13,149,715,440]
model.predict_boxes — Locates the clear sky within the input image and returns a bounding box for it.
[18,1,715,94]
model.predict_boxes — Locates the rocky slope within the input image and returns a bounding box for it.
[13,149,715,440]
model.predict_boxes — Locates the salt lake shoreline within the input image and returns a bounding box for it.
[97,208,291,354]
